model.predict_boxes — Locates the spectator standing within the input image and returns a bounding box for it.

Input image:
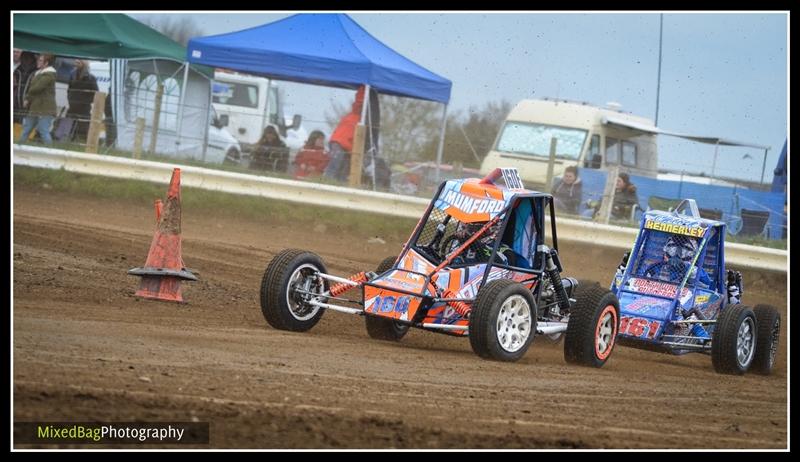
[67,59,98,142]
[14,51,37,125]
[324,86,365,182]
[18,53,57,145]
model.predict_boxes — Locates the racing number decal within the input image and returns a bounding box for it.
[370,295,411,314]
[620,316,661,340]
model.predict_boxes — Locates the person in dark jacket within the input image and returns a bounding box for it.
[13,51,37,124]
[250,125,288,171]
[67,59,99,141]
[551,165,583,214]
[611,172,640,220]
[18,53,57,145]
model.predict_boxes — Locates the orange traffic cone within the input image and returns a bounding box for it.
[128,168,196,302]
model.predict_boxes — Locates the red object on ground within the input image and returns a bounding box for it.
[128,168,197,303]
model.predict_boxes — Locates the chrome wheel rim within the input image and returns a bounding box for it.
[736,317,756,368]
[496,295,532,353]
[285,263,323,321]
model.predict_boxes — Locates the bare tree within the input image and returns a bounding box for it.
[142,16,204,47]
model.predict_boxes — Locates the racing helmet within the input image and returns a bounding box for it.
[663,235,698,262]
[455,221,485,238]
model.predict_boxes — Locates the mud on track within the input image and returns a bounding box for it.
[13,184,787,449]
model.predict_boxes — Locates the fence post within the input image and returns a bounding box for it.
[85,91,107,154]
[349,124,366,188]
[133,117,146,159]
[597,165,620,224]
[545,137,558,191]
[148,83,164,155]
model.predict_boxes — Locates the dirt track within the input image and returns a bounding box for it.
[13,183,788,449]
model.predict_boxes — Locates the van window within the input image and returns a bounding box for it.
[496,122,587,161]
[213,82,259,109]
[268,87,279,124]
[586,134,601,168]
[622,141,637,167]
[606,137,620,165]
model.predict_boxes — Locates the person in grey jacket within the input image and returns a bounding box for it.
[551,165,583,215]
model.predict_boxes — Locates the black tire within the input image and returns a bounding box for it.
[711,304,757,375]
[564,285,620,367]
[751,304,781,375]
[469,280,537,362]
[260,249,327,332]
[365,256,409,341]
[544,280,601,344]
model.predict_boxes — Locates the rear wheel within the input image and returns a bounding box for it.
[711,304,757,375]
[469,280,536,362]
[751,304,781,375]
[365,256,410,341]
[564,285,619,367]
[260,249,327,332]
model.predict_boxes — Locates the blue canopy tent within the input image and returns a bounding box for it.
[186,13,453,186]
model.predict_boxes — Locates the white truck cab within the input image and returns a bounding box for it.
[211,71,306,154]
[480,98,659,189]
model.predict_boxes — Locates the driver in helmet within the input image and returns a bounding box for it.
[645,235,712,286]
[444,221,516,265]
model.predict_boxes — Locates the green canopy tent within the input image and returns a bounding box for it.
[14,13,215,159]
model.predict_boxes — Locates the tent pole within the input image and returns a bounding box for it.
[202,74,212,163]
[264,79,272,129]
[710,140,719,184]
[759,147,770,188]
[175,63,190,156]
[435,104,449,185]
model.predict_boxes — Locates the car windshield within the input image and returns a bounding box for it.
[412,208,498,266]
[495,122,587,160]
[213,81,259,108]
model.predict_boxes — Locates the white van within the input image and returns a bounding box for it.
[481,98,659,189]
[211,71,306,154]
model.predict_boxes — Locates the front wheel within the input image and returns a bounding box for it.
[751,304,781,375]
[711,304,757,375]
[260,249,327,332]
[469,280,536,362]
[564,285,620,368]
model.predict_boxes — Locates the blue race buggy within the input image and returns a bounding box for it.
[610,199,781,375]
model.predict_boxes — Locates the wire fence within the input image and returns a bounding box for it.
[13,84,787,248]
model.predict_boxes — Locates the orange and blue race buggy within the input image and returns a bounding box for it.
[260,168,620,365]
[609,199,781,375]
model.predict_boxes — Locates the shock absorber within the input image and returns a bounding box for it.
[441,289,471,318]
[542,246,570,313]
[328,272,368,297]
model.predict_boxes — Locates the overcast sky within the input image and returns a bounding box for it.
[131,11,788,183]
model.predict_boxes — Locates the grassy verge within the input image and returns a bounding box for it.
[13,165,416,242]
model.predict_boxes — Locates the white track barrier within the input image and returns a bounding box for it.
[14,145,787,273]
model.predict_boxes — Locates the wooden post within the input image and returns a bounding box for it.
[597,165,620,224]
[544,137,558,191]
[85,91,107,153]
[133,117,146,159]
[148,83,164,155]
[349,124,366,188]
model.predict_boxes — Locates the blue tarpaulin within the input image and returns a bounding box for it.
[186,13,452,104]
